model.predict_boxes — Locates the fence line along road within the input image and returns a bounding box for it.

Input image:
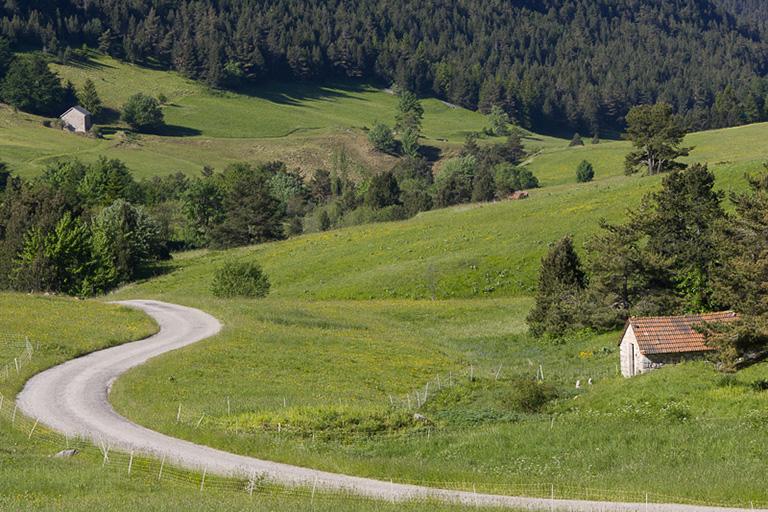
[14,299,768,512]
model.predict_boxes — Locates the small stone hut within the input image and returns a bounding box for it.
[619,311,738,377]
[59,106,92,133]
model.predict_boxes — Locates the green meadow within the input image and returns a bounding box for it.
[0,294,506,512]
[0,53,542,179]
[2,54,768,509]
[106,119,768,506]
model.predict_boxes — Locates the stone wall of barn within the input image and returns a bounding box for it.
[646,352,710,368]
[620,325,652,377]
[61,111,91,133]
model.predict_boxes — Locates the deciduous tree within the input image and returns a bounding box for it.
[122,93,165,132]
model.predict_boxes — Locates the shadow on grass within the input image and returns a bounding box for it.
[418,144,442,163]
[96,107,121,125]
[133,260,179,283]
[230,79,375,107]
[95,124,202,138]
[152,124,203,137]
[526,123,624,142]
[62,55,116,71]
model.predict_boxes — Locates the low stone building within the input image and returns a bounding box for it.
[619,311,738,377]
[59,106,92,134]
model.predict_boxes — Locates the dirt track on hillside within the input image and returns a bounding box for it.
[16,300,765,512]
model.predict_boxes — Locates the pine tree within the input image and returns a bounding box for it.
[643,164,725,311]
[705,168,768,368]
[0,37,14,78]
[77,79,102,117]
[713,167,768,315]
[395,91,424,133]
[569,133,584,147]
[624,103,690,175]
[209,164,286,248]
[401,128,420,158]
[318,210,331,231]
[365,171,400,209]
[0,55,66,116]
[526,236,587,337]
[98,30,112,55]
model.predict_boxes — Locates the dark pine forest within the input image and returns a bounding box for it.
[1,0,768,134]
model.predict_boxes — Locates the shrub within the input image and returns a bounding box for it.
[494,163,539,196]
[576,160,595,183]
[367,122,397,153]
[510,379,558,413]
[122,93,164,132]
[318,210,332,231]
[211,260,270,298]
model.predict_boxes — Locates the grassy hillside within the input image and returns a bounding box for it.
[527,121,768,187]
[106,120,768,507]
[0,53,560,179]
[4,55,768,508]
[115,157,759,302]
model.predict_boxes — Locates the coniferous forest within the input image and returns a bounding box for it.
[1,0,768,134]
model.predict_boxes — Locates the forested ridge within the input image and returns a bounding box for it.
[715,0,768,27]
[1,0,768,133]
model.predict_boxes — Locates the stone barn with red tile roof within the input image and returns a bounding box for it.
[619,311,738,377]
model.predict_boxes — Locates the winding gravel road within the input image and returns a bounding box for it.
[16,300,764,511]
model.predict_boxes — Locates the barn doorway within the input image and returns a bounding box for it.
[629,344,636,376]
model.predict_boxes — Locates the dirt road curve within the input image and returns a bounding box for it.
[16,300,764,511]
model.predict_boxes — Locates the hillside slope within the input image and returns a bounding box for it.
[0,54,533,179]
[117,122,768,301]
[107,122,768,507]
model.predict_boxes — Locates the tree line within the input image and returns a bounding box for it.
[0,0,767,133]
[0,122,539,296]
[528,162,768,368]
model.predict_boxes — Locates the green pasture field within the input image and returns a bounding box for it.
[0,293,502,511]
[0,52,540,179]
[3,53,768,509]
[107,120,768,506]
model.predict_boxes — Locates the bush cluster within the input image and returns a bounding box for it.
[211,260,270,298]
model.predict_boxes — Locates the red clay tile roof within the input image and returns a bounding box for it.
[622,311,738,355]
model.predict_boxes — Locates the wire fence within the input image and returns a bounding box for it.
[1,392,766,511]
[0,333,35,383]
[0,330,766,510]
[173,400,768,447]
[389,361,619,412]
